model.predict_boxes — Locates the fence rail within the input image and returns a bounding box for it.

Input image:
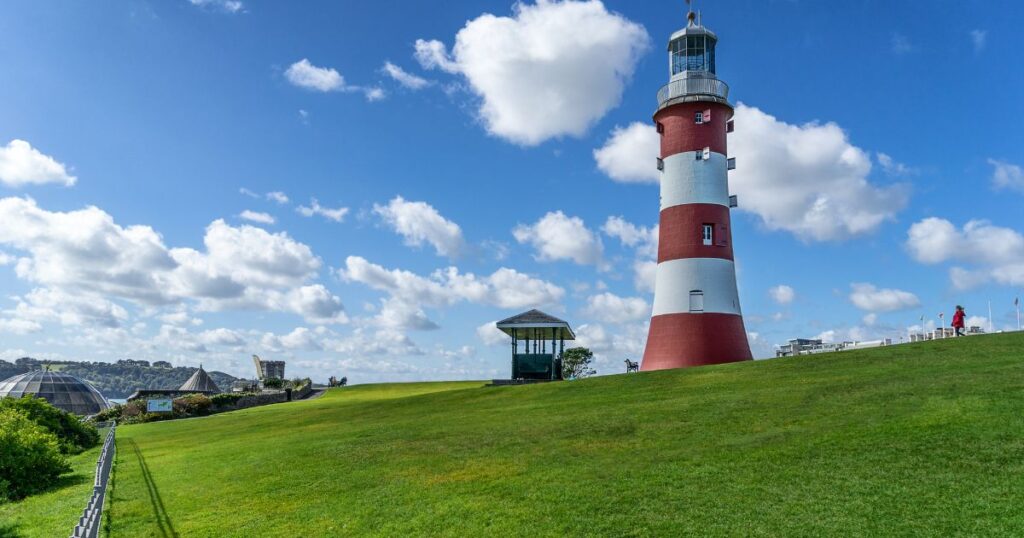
[70,421,116,538]
[657,77,730,107]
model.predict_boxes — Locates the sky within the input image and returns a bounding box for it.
[1,0,1023,384]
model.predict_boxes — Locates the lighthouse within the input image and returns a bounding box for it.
[641,9,753,371]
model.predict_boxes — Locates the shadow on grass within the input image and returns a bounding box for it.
[0,522,23,538]
[126,439,179,538]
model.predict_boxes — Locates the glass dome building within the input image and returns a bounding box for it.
[0,370,111,415]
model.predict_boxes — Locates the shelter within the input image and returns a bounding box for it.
[0,370,110,415]
[179,364,221,394]
[496,309,575,381]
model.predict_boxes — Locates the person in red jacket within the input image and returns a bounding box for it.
[952,305,966,337]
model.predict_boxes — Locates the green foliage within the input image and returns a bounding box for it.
[210,393,245,407]
[262,377,283,389]
[0,397,99,455]
[0,408,70,502]
[561,346,596,379]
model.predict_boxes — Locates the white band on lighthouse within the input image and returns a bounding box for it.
[651,257,742,316]
[660,151,730,210]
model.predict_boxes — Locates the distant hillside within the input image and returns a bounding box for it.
[0,358,241,399]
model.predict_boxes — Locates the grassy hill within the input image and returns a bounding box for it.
[6,333,1024,536]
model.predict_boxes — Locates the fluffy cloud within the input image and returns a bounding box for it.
[594,123,659,183]
[476,321,509,346]
[848,283,920,312]
[373,196,464,258]
[0,139,76,188]
[989,159,1024,193]
[296,199,349,222]
[415,0,649,145]
[906,217,1024,288]
[0,317,42,335]
[285,59,345,92]
[266,191,289,204]
[0,197,346,327]
[581,292,649,323]
[602,216,657,258]
[573,321,648,370]
[970,29,987,52]
[342,256,563,311]
[239,210,274,224]
[513,211,604,268]
[592,105,909,241]
[188,0,243,13]
[768,285,795,305]
[382,62,430,90]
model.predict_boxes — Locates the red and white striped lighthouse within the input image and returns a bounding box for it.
[641,9,752,371]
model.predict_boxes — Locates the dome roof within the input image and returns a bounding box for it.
[179,365,220,393]
[0,370,110,416]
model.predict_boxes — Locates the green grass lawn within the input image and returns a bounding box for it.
[0,430,106,538]
[91,334,1024,536]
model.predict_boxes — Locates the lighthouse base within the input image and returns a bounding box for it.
[641,312,752,371]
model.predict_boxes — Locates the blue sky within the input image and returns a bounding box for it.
[1,0,1023,383]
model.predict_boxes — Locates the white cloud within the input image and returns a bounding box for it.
[373,196,465,258]
[581,292,649,323]
[158,310,202,327]
[0,140,77,188]
[342,256,564,310]
[848,283,920,312]
[593,105,908,241]
[382,62,430,90]
[198,327,246,347]
[8,287,129,328]
[239,188,259,198]
[513,211,605,268]
[285,59,345,92]
[415,0,649,145]
[296,199,349,222]
[891,33,913,54]
[239,210,275,224]
[188,0,243,13]
[593,123,660,183]
[0,317,43,335]
[633,260,657,294]
[573,321,648,370]
[0,197,346,327]
[989,159,1024,193]
[906,217,1024,289]
[373,298,439,331]
[476,321,508,346]
[877,152,914,176]
[266,191,289,204]
[261,327,322,352]
[768,285,795,305]
[970,29,987,52]
[727,105,909,241]
[602,216,657,259]
[363,87,386,102]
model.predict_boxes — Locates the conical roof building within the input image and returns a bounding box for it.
[178,364,220,394]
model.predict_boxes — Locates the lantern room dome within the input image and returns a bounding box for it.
[0,370,110,416]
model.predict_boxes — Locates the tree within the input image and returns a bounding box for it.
[561,347,596,379]
[0,408,70,501]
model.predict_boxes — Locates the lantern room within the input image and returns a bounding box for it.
[669,12,717,77]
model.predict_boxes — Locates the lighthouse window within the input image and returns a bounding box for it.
[702,224,714,245]
[694,111,704,124]
[689,290,705,312]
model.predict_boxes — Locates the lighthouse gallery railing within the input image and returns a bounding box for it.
[657,77,730,106]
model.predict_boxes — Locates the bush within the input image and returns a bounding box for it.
[0,408,70,501]
[262,377,283,389]
[0,396,99,454]
[173,394,212,416]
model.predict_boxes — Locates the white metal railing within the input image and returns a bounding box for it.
[657,77,729,106]
[70,421,116,538]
